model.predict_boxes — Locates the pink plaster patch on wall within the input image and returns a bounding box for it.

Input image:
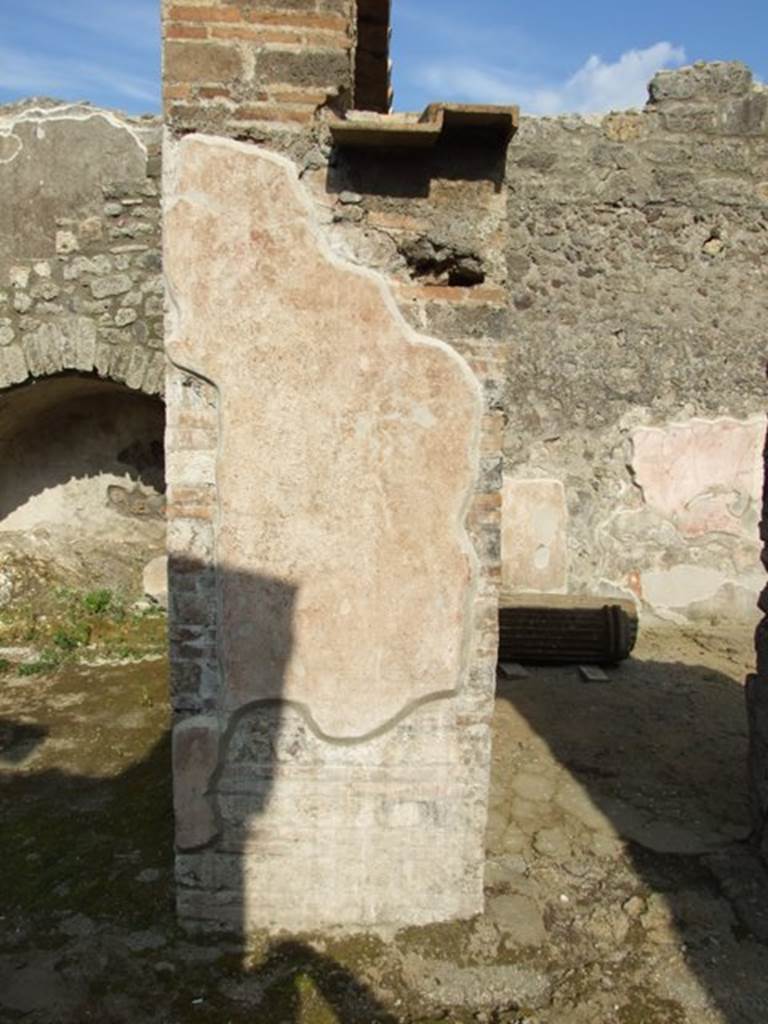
[632,418,764,538]
[165,136,482,740]
[501,477,568,594]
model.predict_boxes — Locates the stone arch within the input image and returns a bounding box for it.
[0,100,164,403]
[0,372,166,601]
[0,320,164,399]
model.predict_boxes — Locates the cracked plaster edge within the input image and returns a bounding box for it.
[163,131,488,745]
[628,412,767,442]
[0,101,153,161]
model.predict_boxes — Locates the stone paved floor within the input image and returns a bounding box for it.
[1,626,768,1022]
[481,624,768,1024]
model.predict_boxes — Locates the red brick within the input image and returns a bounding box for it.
[165,40,243,84]
[166,22,208,38]
[210,25,299,43]
[169,4,243,22]
[247,11,348,31]
[232,104,315,124]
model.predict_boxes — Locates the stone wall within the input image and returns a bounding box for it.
[0,101,166,600]
[163,0,513,932]
[502,62,768,624]
[0,101,164,396]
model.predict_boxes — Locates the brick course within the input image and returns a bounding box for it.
[163,0,357,136]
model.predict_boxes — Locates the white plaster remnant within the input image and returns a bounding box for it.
[0,103,149,160]
[501,477,568,594]
[0,133,21,164]
[640,566,763,622]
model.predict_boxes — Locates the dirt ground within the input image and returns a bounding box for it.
[2,623,768,1023]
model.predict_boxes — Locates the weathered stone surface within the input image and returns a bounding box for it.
[649,61,754,103]
[164,133,495,931]
[165,135,482,738]
[486,893,547,944]
[503,66,768,622]
[501,477,568,594]
[186,701,491,929]
[172,717,220,851]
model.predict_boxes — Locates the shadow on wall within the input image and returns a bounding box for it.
[0,374,165,525]
[326,135,507,200]
[0,563,402,1022]
[169,561,408,1018]
[496,644,768,1024]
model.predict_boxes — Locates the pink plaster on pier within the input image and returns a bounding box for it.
[165,135,483,739]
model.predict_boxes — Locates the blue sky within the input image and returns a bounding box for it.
[0,0,765,116]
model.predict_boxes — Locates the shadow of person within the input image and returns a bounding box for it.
[169,561,302,932]
[239,941,401,1024]
[495,638,768,1023]
[0,717,49,765]
[0,578,406,1024]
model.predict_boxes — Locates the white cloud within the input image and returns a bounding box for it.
[416,42,687,115]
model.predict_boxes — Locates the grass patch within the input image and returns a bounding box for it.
[83,588,115,615]
[53,622,91,651]
[18,649,62,677]
[0,586,167,673]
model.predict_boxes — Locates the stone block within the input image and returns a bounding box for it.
[90,273,133,299]
[649,61,753,103]
[165,41,244,84]
[0,344,27,386]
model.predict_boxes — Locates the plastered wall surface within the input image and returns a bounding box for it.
[502,62,768,623]
[162,0,509,931]
[164,129,507,930]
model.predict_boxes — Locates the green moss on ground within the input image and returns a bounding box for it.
[0,585,167,674]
